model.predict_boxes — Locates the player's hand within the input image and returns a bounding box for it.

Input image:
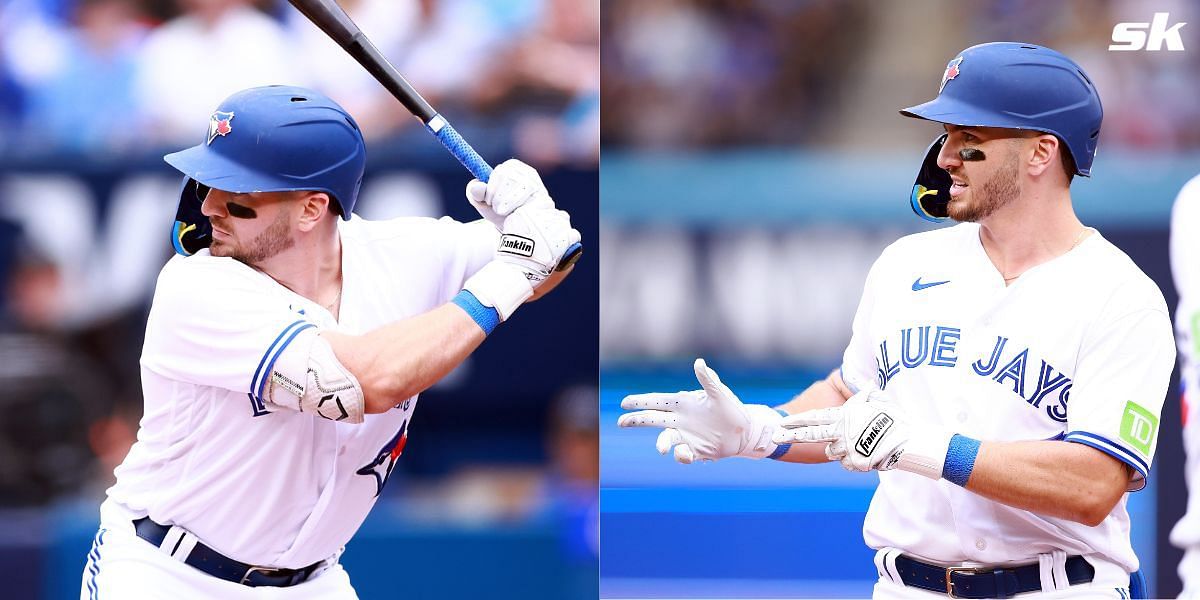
[618,358,784,463]
[773,391,950,478]
[462,203,579,321]
[773,391,907,471]
[466,159,553,229]
[496,203,580,288]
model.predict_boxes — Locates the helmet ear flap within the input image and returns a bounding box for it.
[171,178,213,256]
[910,134,951,223]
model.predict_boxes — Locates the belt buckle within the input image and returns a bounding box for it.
[240,565,288,585]
[945,566,986,599]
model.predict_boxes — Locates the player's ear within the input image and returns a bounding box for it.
[296,191,332,232]
[1025,134,1058,178]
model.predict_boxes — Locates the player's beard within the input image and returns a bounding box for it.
[948,150,1020,223]
[211,210,296,265]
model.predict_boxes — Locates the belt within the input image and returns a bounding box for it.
[893,553,1095,599]
[133,517,322,588]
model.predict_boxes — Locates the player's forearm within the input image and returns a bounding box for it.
[323,303,486,412]
[961,439,1129,526]
[776,371,853,414]
[774,373,852,464]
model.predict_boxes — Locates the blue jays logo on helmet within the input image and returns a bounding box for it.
[207,111,234,145]
[939,57,963,93]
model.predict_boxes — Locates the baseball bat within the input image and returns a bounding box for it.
[286,0,582,271]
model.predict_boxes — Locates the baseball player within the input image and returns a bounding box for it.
[1171,172,1200,598]
[79,85,580,598]
[619,43,1175,599]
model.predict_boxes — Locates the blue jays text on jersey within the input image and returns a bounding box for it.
[874,323,1072,423]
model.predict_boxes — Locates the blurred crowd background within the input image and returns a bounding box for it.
[601,0,1199,152]
[0,0,599,159]
[0,0,597,597]
[600,0,1199,598]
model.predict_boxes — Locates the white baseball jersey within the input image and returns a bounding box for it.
[839,223,1174,587]
[1170,173,1200,596]
[103,215,496,569]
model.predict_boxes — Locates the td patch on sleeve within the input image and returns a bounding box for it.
[1120,401,1158,456]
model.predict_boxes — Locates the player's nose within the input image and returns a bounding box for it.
[200,187,226,218]
[936,137,962,172]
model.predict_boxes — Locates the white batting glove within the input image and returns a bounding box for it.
[462,203,580,321]
[617,358,784,463]
[772,390,951,478]
[496,203,580,287]
[466,159,554,229]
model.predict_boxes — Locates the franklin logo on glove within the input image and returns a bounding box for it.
[500,234,535,257]
[856,413,894,456]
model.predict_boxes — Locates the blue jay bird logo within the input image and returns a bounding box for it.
[357,420,409,497]
[939,56,963,93]
[207,111,234,145]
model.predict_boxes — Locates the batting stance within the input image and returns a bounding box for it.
[620,43,1174,599]
[80,85,580,598]
[1171,172,1200,598]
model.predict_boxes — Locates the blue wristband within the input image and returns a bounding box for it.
[942,434,981,487]
[452,290,500,335]
[768,408,791,460]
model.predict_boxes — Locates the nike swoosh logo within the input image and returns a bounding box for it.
[912,278,950,291]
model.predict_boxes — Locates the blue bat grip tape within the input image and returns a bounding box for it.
[429,115,582,273]
[428,120,493,182]
[942,434,981,487]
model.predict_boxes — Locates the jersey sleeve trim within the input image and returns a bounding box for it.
[1063,430,1148,491]
[251,319,317,402]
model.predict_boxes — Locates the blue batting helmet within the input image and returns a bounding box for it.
[900,42,1103,222]
[163,85,366,256]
